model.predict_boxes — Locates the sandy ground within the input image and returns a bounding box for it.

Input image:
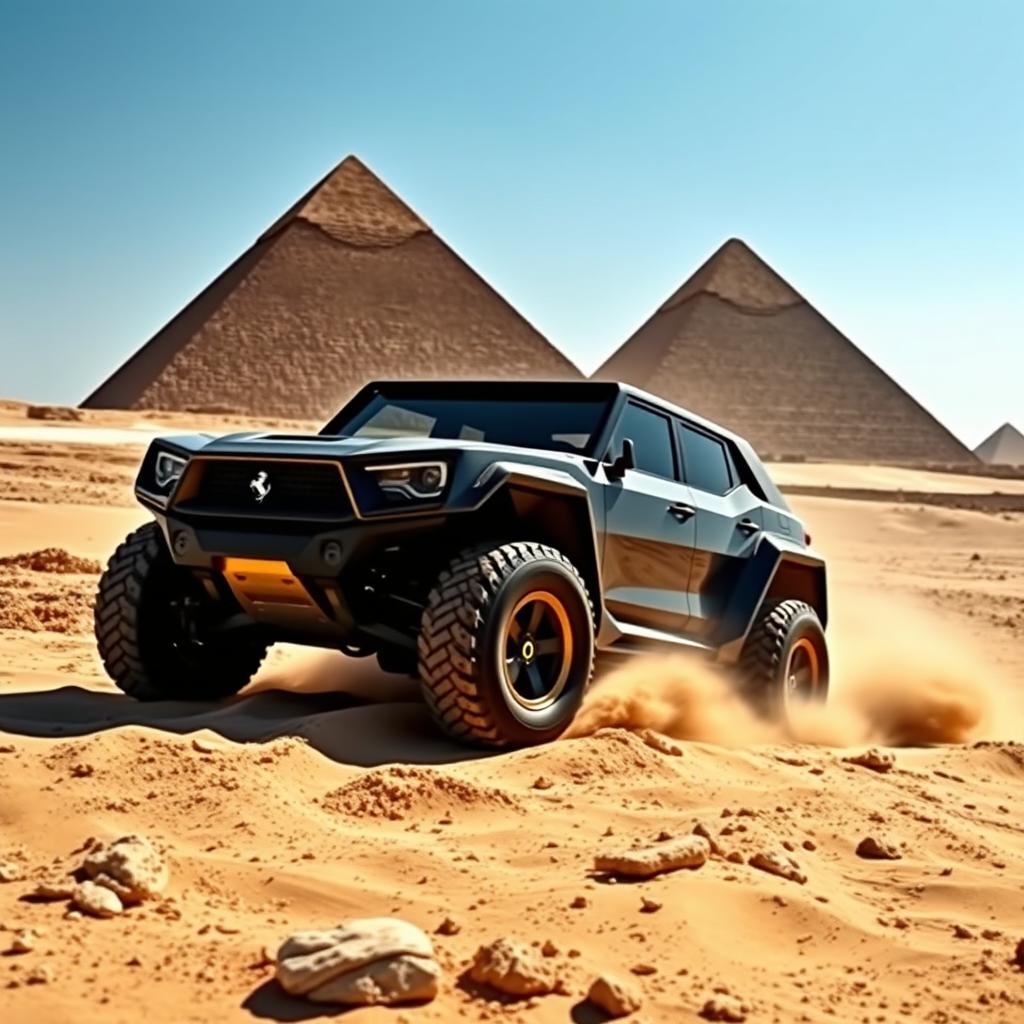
[769,462,1024,495]
[1,403,1023,1024]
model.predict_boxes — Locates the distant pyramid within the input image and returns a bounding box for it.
[974,423,1024,465]
[83,156,579,417]
[595,239,973,463]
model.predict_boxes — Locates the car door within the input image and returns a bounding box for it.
[675,419,765,638]
[601,401,699,636]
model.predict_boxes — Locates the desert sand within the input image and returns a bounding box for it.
[1,401,1023,1023]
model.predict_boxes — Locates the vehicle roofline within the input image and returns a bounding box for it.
[343,379,621,401]
[349,379,742,449]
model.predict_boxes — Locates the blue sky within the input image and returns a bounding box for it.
[1,0,1020,446]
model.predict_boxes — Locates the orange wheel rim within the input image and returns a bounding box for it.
[500,590,573,711]
[784,637,821,704]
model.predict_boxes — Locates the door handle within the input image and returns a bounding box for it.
[736,518,760,535]
[668,503,696,522]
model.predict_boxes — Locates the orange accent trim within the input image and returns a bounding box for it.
[216,557,320,610]
[217,557,292,576]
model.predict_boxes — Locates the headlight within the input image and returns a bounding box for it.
[364,461,447,500]
[154,452,187,491]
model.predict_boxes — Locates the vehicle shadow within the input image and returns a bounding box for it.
[0,649,487,767]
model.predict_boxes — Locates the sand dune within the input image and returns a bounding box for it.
[1,407,1022,1023]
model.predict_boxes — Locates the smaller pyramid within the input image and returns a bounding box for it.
[974,423,1024,465]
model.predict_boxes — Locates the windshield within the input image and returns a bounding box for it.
[329,394,611,455]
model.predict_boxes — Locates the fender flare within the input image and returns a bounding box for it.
[713,534,828,664]
[469,462,607,633]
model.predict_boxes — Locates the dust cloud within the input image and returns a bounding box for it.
[570,591,1012,749]
[248,645,419,702]
[255,593,1012,751]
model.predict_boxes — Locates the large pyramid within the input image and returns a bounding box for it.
[974,423,1024,465]
[595,239,973,463]
[83,156,579,417]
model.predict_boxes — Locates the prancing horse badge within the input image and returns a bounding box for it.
[249,471,271,503]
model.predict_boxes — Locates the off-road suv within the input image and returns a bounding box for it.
[95,381,828,746]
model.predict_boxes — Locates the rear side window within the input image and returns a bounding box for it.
[611,403,676,480]
[677,422,734,494]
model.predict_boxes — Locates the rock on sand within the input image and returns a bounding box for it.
[72,880,124,918]
[588,973,642,1017]
[595,835,710,878]
[748,850,807,884]
[469,937,558,997]
[276,917,439,1005]
[81,834,168,904]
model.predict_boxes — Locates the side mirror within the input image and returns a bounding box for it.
[607,438,636,480]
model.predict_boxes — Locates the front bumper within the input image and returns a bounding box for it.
[153,505,444,575]
[145,502,446,648]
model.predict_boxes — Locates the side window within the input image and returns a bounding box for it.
[677,422,734,494]
[611,403,676,480]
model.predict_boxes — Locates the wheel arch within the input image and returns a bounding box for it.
[461,465,604,630]
[763,558,827,627]
[714,535,828,663]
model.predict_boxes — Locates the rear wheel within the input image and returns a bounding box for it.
[418,542,594,746]
[94,523,268,701]
[739,598,828,720]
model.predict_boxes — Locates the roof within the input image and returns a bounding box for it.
[341,378,619,402]
[82,157,580,417]
[595,239,975,464]
[974,423,1024,465]
[337,378,737,439]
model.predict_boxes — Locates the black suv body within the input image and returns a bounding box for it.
[95,381,828,746]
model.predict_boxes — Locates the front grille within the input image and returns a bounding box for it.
[175,459,353,520]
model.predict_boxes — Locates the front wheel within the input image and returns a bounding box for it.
[418,542,594,746]
[739,598,829,721]
[94,523,268,701]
